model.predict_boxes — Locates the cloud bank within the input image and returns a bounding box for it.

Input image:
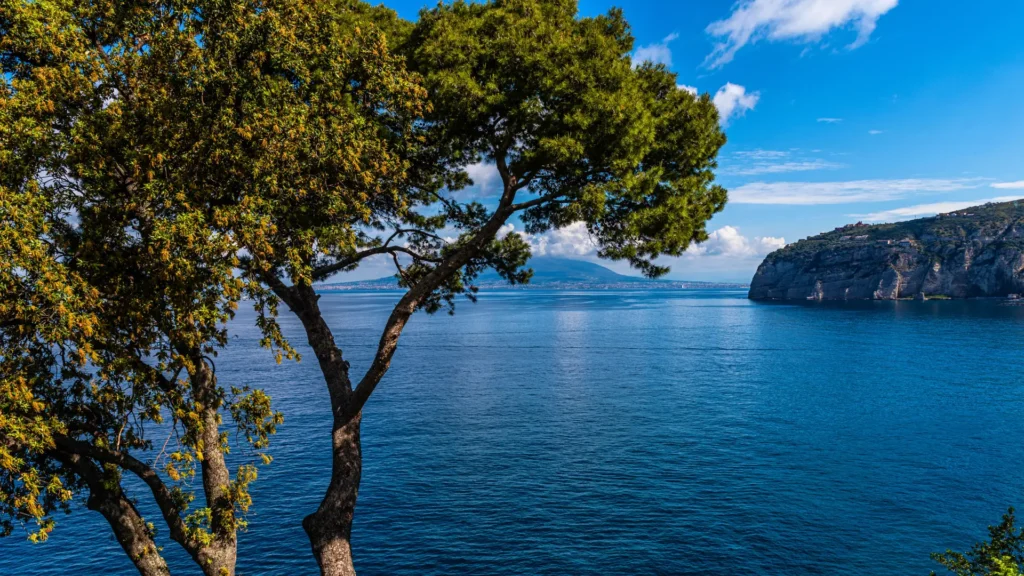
[685,226,786,258]
[992,181,1024,190]
[705,0,899,68]
[729,178,985,205]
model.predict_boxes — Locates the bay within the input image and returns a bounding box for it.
[3,289,1024,575]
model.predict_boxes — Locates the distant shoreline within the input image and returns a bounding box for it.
[317,282,750,291]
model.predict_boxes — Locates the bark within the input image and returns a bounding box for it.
[53,435,205,567]
[273,283,362,575]
[58,452,171,576]
[87,486,172,576]
[303,413,362,576]
[191,361,238,576]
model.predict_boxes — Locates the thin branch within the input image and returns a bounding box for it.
[348,176,522,416]
[395,228,445,243]
[510,191,564,212]
[151,425,176,468]
[391,253,410,283]
[310,246,393,280]
[512,167,540,191]
[311,244,441,281]
[0,319,32,330]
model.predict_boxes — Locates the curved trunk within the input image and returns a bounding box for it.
[87,483,172,576]
[274,195,520,575]
[58,451,171,576]
[272,283,362,575]
[304,414,362,576]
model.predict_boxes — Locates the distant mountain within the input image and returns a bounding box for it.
[477,257,648,284]
[319,256,748,290]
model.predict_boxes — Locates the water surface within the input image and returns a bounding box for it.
[4,290,1024,575]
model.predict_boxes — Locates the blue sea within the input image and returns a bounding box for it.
[4,290,1024,575]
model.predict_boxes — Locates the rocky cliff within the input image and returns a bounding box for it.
[748,200,1024,300]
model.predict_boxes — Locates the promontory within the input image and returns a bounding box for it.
[748,200,1024,300]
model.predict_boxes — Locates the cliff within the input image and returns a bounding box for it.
[748,200,1024,300]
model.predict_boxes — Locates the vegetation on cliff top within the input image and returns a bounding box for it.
[763,199,1024,264]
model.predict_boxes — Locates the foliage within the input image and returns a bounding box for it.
[764,199,1024,265]
[402,0,726,280]
[0,0,402,571]
[238,0,730,571]
[5,0,730,572]
[933,508,1024,576]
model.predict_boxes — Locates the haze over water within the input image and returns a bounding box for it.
[4,290,1024,575]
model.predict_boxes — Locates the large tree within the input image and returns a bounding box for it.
[240,1,728,574]
[0,1,388,573]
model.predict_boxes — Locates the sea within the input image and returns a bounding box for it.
[3,289,1024,575]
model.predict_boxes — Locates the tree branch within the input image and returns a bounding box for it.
[52,436,199,558]
[510,191,564,212]
[311,243,441,282]
[347,172,522,416]
[55,451,171,576]
[259,270,300,311]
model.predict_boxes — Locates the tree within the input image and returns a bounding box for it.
[933,508,1024,576]
[241,1,728,574]
[3,0,445,572]
[1,2,290,574]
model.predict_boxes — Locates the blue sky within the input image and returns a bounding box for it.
[351,0,1024,283]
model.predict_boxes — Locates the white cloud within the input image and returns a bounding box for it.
[730,178,986,205]
[677,84,698,95]
[500,222,599,258]
[705,0,898,68]
[464,162,501,194]
[868,129,884,135]
[722,149,843,175]
[817,117,843,123]
[496,223,516,239]
[853,196,1024,222]
[685,226,786,258]
[729,160,844,175]
[713,83,760,125]
[992,181,1024,189]
[512,222,787,268]
[735,149,789,160]
[633,32,679,67]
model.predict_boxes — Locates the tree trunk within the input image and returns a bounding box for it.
[192,361,238,576]
[304,413,362,576]
[196,541,237,576]
[83,472,171,576]
[273,284,363,575]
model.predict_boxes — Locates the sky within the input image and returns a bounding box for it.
[344,0,1024,283]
